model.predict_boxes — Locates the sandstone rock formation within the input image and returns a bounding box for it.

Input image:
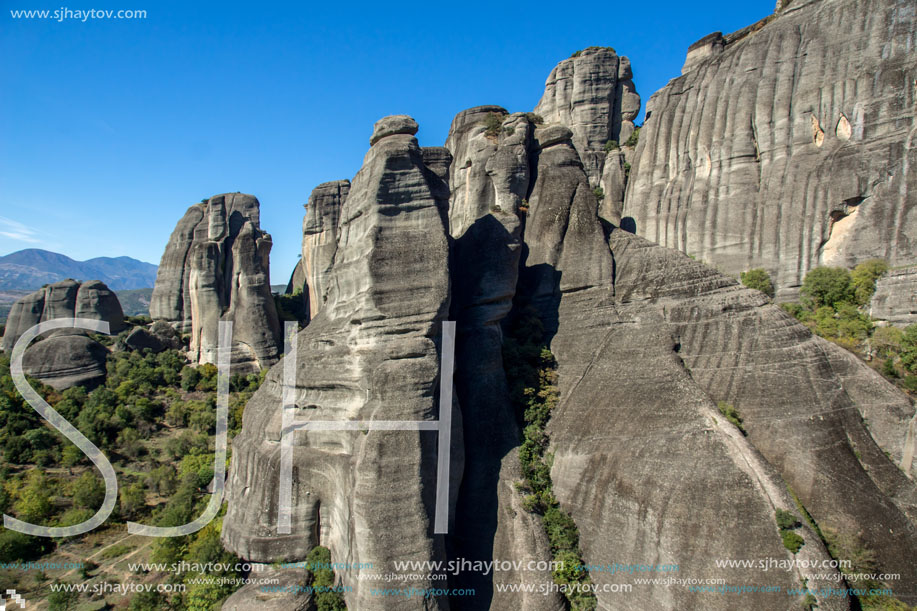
[623,0,917,299]
[535,46,640,187]
[1,279,125,353]
[299,180,349,319]
[150,193,281,371]
[871,265,917,326]
[223,6,917,608]
[0,279,123,389]
[223,115,453,609]
[444,106,564,609]
[20,330,109,390]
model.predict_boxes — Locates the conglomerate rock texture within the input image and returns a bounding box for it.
[623,0,917,299]
[150,193,281,371]
[0,279,124,390]
[535,46,640,187]
[223,3,917,607]
[223,117,453,610]
[299,180,350,319]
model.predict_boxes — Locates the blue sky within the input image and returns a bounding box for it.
[1,0,773,284]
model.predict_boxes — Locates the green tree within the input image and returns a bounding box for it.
[850,259,888,306]
[72,472,105,510]
[48,589,79,611]
[801,267,853,309]
[740,268,775,298]
[14,469,53,523]
[901,324,917,374]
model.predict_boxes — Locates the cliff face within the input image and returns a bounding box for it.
[300,180,350,319]
[0,279,124,389]
[222,116,453,610]
[535,47,640,187]
[624,0,917,299]
[222,5,917,608]
[150,193,281,371]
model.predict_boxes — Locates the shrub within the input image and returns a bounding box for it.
[525,112,544,125]
[781,530,804,553]
[850,259,888,306]
[482,112,506,138]
[871,326,904,359]
[717,401,746,435]
[72,472,106,509]
[801,267,853,309]
[775,509,800,530]
[624,126,641,148]
[592,187,604,200]
[604,140,619,153]
[740,268,775,298]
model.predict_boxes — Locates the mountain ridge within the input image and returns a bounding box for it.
[0,248,158,290]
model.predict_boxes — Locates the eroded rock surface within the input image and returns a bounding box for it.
[223,117,452,610]
[300,180,349,319]
[624,0,917,299]
[1,279,125,352]
[871,266,917,326]
[150,193,281,371]
[535,46,640,186]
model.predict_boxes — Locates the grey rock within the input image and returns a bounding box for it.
[223,116,452,610]
[369,114,418,146]
[599,148,627,225]
[301,180,349,319]
[871,266,917,326]
[1,279,125,353]
[624,0,917,303]
[445,107,563,609]
[535,46,640,186]
[421,146,452,181]
[149,320,183,350]
[221,567,312,611]
[124,327,165,353]
[284,260,305,296]
[150,193,281,371]
[21,331,109,390]
[532,125,573,149]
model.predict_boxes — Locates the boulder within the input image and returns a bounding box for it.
[1,279,125,353]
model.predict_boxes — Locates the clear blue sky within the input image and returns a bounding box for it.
[1,0,773,285]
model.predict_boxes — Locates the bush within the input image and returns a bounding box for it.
[850,259,888,306]
[717,401,746,435]
[740,268,775,298]
[525,112,544,125]
[775,509,800,530]
[482,112,506,138]
[624,126,641,148]
[781,530,804,553]
[592,187,604,200]
[604,140,619,153]
[72,472,106,510]
[801,267,853,309]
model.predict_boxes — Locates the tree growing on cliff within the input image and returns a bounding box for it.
[740,268,774,298]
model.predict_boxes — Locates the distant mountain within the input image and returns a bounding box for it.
[0,249,158,290]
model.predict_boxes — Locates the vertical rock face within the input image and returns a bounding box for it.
[535,47,640,186]
[624,0,917,299]
[444,107,563,610]
[223,116,452,610]
[1,279,125,353]
[222,26,917,609]
[150,193,281,371]
[300,180,350,319]
[870,265,917,326]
